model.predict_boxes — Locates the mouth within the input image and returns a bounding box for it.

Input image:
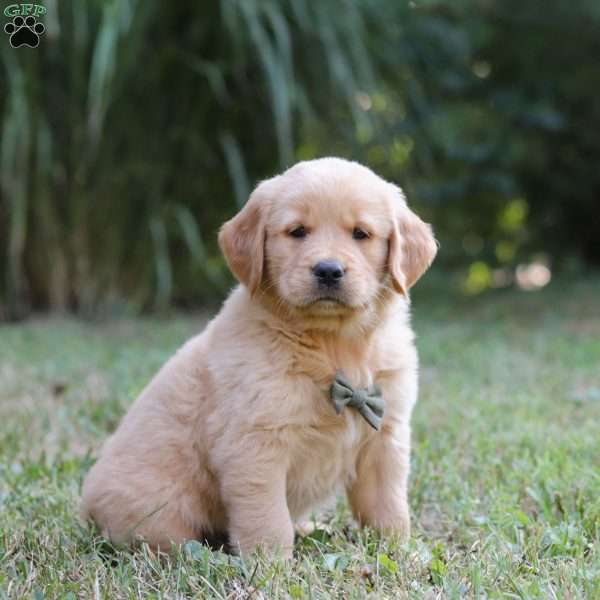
[313,295,346,304]
[299,294,350,309]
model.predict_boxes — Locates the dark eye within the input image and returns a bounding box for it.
[352,227,369,240]
[289,226,307,239]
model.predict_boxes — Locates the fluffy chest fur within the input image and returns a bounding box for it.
[209,292,400,518]
[284,392,370,519]
[202,288,415,520]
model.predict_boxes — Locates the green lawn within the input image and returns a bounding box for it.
[1,278,599,599]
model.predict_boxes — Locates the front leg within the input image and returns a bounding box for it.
[347,421,411,538]
[346,372,416,539]
[219,434,294,558]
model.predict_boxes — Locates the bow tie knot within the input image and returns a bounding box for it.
[329,371,385,431]
[350,388,369,407]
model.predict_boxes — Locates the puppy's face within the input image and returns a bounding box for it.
[219,158,437,324]
[264,172,393,315]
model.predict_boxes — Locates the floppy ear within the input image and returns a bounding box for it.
[218,181,271,295]
[388,188,438,295]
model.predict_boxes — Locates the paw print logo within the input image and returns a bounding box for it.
[4,15,45,48]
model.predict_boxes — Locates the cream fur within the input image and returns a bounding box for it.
[81,157,437,557]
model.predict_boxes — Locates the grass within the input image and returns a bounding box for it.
[1,277,599,598]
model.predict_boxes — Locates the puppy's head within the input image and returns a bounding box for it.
[219,158,436,326]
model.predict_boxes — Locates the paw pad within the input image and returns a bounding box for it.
[4,15,45,48]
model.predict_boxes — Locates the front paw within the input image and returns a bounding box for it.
[385,510,411,542]
[363,506,411,541]
[229,523,295,559]
[231,538,294,560]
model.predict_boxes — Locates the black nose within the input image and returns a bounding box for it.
[313,260,345,287]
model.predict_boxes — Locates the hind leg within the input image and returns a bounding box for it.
[81,459,220,551]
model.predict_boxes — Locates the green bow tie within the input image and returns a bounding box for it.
[329,371,385,431]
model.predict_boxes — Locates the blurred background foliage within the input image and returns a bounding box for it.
[1,0,599,319]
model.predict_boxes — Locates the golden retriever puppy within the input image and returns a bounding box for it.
[81,157,437,557]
